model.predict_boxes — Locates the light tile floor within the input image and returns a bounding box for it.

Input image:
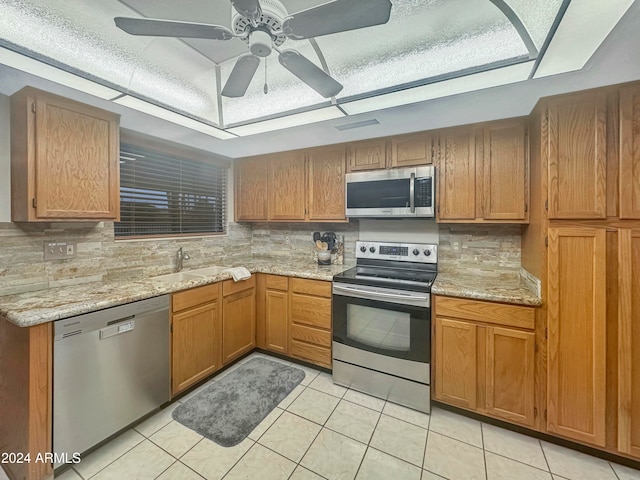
[7,352,636,480]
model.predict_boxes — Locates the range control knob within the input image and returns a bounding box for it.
[360,246,367,253]
[424,249,432,256]
[413,248,420,256]
[369,246,376,253]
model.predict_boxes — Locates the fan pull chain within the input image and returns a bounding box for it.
[263,59,268,94]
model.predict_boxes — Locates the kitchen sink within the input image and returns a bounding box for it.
[151,266,229,282]
[151,272,206,282]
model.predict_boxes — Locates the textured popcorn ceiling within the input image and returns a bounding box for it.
[0,0,563,126]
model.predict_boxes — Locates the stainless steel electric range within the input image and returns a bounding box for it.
[332,241,437,413]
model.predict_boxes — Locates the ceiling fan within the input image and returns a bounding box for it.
[114,0,392,99]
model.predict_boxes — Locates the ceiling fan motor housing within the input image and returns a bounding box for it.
[232,0,288,48]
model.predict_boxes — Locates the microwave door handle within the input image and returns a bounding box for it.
[410,172,415,213]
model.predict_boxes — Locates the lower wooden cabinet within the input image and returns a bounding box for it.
[289,278,332,368]
[263,275,289,354]
[434,317,478,409]
[222,278,256,365]
[547,227,607,446]
[433,296,537,428]
[618,228,640,457]
[171,283,222,395]
[485,326,535,426]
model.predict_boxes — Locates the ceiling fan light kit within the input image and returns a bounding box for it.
[114,0,393,100]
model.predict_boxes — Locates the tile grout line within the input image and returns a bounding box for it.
[78,432,145,480]
[481,423,489,480]
[608,461,622,480]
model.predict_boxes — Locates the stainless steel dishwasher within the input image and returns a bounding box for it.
[53,295,170,461]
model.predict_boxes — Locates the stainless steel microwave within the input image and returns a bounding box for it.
[345,166,435,218]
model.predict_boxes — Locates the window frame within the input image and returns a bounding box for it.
[115,130,230,240]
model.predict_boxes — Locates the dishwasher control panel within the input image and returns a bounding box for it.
[54,295,169,341]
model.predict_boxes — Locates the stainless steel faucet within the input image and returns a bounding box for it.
[176,247,190,272]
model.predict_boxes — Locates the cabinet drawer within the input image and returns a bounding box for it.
[265,274,288,291]
[290,324,331,348]
[291,294,332,329]
[172,283,221,312]
[290,340,331,368]
[223,275,256,297]
[435,296,535,330]
[291,278,331,298]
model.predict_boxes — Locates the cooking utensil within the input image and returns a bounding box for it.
[312,231,321,242]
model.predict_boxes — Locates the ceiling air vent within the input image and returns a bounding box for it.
[335,119,380,131]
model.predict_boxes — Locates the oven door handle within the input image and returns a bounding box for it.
[333,284,429,303]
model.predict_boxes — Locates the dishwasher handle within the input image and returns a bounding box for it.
[100,319,136,339]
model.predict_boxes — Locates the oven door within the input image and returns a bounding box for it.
[332,282,430,364]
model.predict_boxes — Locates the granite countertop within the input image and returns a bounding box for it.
[0,258,353,328]
[432,270,542,307]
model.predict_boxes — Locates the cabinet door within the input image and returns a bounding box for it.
[307,146,346,221]
[620,86,640,219]
[235,157,268,221]
[547,92,607,219]
[34,94,119,219]
[347,139,387,171]
[483,120,528,221]
[434,317,478,409]
[547,227,606,446]
[172,301,221,395]
[390,133,434,168]
[222,288,256,364]
[265,289,288,354]
[486,327,535,427]
[269,152,306,220]
[437,127,476,221]
[618,229,640,457]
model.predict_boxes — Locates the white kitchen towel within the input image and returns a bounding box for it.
[224,266,251,282]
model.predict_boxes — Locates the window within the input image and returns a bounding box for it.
[115,143,227,238]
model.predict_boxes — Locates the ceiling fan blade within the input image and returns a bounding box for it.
[221,54,260,98]
[114,17,234,40]
[282,0,392,40]
[230,0,262,22]
[278,49,343,98]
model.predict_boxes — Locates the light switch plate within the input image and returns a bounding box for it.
[44,241,77,260]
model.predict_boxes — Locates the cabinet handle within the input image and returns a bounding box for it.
[32,198,37,208]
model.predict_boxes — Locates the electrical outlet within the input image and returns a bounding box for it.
[44,241,77,260]
[452,241,461,253]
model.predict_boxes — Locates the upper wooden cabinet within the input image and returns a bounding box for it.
[268,151,306,221]
[619,85,640,219]
[483,120,528,221]
[235,147,346,223]
[437,126,477,221]
[235,157,269,221]
[11,87,120,222]
[546,226,607,446]
[346,133,434,172]
[436,120,529,223]
[307,146,346,222]
[547,92,608,219]
[389,133,435,168]
[347,139,387,171]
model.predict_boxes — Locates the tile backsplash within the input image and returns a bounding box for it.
[251,221,360,262]
[0,221,252,296]
[0,219,524,296]
[437,224,521,274]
